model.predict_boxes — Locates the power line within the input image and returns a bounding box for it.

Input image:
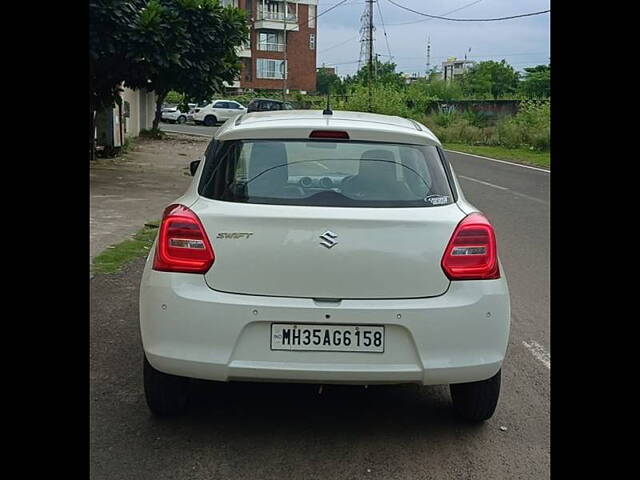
[318,34,360,54]
[318,1,485,61]
[385,0,550,22]
[324,59,361,66]
[381,52,549,61]
[375,0,393,60]
[385,0,485,26]
[316,0,351,20]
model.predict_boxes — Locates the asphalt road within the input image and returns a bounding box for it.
[91,125,550,479]
[159,121,220,136]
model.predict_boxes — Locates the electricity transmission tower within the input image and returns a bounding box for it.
[358,0,375,111]
[358,1,375,72]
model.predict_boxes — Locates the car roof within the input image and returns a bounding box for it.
[249,98,284,103]
[214,110,440,146]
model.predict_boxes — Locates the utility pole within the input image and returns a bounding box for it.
[368,0,374,112]
[374,53,379,80]
[282,0,288,101]
[426,35,431,76]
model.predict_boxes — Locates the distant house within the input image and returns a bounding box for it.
[402,73,424,84]
[317,66,336,76]
[441,58,476,82]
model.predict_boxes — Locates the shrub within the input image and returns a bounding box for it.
[342,85,409,117]
[496,99,550,150]
[462,109,495,128]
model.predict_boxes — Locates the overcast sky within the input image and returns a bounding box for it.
[315,0,550,77]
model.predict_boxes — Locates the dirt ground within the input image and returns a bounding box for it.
[90,134,211,263]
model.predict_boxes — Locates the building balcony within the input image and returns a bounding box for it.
[237,45,252,58]
[255,9,299,31]
[257,42,285,52]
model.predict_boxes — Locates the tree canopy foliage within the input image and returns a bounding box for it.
[518,64,550,98]
[459,60,520,99]
[89,0,248,153]
[316,68,344,95]
[343,59,406,90]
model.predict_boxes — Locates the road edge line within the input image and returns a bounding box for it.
[444,149,551,173]
[161,129,214,138]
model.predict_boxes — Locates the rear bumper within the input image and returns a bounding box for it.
[139,258,510,386]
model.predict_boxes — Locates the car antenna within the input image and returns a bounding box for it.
[322,92,332,115]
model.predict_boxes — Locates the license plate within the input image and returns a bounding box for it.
[270,324,384,353]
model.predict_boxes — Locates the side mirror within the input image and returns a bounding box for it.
[190,159,201,176]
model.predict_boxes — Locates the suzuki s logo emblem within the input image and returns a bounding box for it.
[319,231,338,249]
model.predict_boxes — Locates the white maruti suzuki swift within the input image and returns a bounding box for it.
[139,109,510,421]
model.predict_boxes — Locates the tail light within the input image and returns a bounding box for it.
[441,213,499,280]
[309,130,349,139]
[153,204,214,273]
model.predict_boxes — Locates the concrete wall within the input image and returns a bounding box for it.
[95,88,157,148]
[122,88,156,138]
[427,100,522,116]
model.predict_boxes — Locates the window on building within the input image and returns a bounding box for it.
[257,58,287,79]
[309,33,315,50]
[309,5,316,28]
[258,31,284,52]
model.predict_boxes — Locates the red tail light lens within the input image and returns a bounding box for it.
[153,204,214,273]
[309,130,349,139]
[441,213,500,280]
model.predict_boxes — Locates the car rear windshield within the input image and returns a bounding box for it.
[198,140,455,207]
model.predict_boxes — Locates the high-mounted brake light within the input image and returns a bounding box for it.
[441,213,500,280]
[153,204,214,274]
[309,130,349,139]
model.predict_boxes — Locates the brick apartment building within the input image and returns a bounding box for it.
[223,0,318,93]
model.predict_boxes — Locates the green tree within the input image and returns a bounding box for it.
[344,59,405,90]
[134,0,248,129]
[316,69,344,95]
[341,84,409,117]
[518,64,550,98]
[89,0,248,157]
[90,0,150,159]
[407,78,463,104]
[460,60,520,99]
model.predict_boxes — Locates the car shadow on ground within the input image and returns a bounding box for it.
[154,378,482,436]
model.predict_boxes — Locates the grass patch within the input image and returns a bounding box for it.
[92,222,159,275]
[443,143,550,169]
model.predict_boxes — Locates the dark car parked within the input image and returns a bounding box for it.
[247,98,294,113]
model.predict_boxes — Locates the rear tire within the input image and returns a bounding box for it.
[203,115,217,126]
[450,369,501,422]
[143,354,190,416]
[177,115,186,124]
